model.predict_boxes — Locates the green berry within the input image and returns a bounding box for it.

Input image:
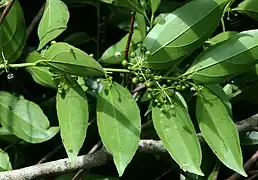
[157,103,162,108]
[147,88,153,92]
[170,104,175,109]
[147,94,152,99]
[130,52,136,58]
[132,77,138,84]
[154,99,159,103]
[122,60,128,67]
[146,81,153,88]
[51,40,57,45]
[58,88,64,94]
[145,51,151,56]
[167,79,172,84]
[96,79,101,83]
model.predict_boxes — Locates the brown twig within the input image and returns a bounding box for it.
[0,114,257,179]
[227,150,258,180]
[72,141,102,180]
[0,0,15,24]
[26,3,45,41]
[124,12,136,61]
[37,145,62,164]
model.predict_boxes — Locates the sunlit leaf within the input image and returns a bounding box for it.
[0,148,12,171]
[196,87,246,176]
[25,51,58,89]
[97,81,141,176]
[152,93,203,175]
[56,84,89,165]
[185,30,258,84]
[38,0,70,50]
[41,42,105,77]
[142,0,230,69]
[0,91,59,143]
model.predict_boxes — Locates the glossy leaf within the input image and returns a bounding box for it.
[196,87,246,176]
[0,148,12,171]
[25,51,58,89]
[38,0,70,50]
[205,84,232,116]
[97,82,141,176]
[152,94,203,175]
[142,0,230,69]
[56,84,89,165]
[206,31,238,46]
[233,0,258,21]
[0,0,26,63]
[150,0,161,15]
[185,30,258,84]
[99,30,142,64]
[0,91,59,143]
[135,13,146,39]
[100,0,146,16]
[41,42,105,77]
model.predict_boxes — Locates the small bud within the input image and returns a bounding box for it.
[130,52,136,58]
[122,60,128,67]
[90,54,94,58]
[145,51,151,57]
[115,52,122,57]
[51,40,57,45]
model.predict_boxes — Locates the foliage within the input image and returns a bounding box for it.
[1,0,258,179]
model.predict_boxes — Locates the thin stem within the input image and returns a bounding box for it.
[0,0,15,24]
[154,76,178,81]
[26,3,45,41]
[104,68,131,73]
[0,62,38,69]
[124,12,136,60]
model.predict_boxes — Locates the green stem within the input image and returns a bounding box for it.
[155,76,178,81]
[0,62,38,69]
[104,68,131,73]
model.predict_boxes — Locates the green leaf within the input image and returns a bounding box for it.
[152,93,203,175]
[142,0,230,69]
[100,0,146,16]
[97,82,141,176]
[135,13,146,39]
[206,31,238,46]
[64,32,90,46]
[205,84,232,117]
[99,30,142,64]
[38,0,70,50]
[25,51,58,89]
[233,0,258,21]
[150,0,161,15]
[196,87,246,176]
[56,84,89,165]
[0,0,26,63]
[185,29,258,84]
[0,148,12,171]
[41,42,105,77]
[0,91,59,143]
